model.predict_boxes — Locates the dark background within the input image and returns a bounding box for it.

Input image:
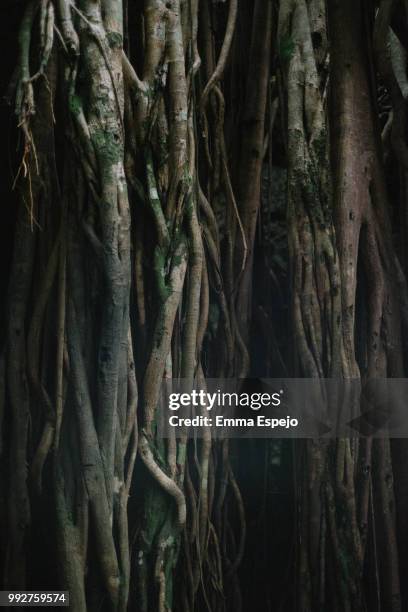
[0,1,23,328]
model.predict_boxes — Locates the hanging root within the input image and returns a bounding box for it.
[139,433,187,527]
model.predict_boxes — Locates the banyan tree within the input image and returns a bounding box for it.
[1,0,408,610]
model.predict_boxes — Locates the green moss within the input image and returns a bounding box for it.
[170,248,186,270]
[154,246,172,302]
[311,127,327,159]
[69,94,82,117]
[106,31,123,49]
[91,127,122,165]
[279,35,296,62]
